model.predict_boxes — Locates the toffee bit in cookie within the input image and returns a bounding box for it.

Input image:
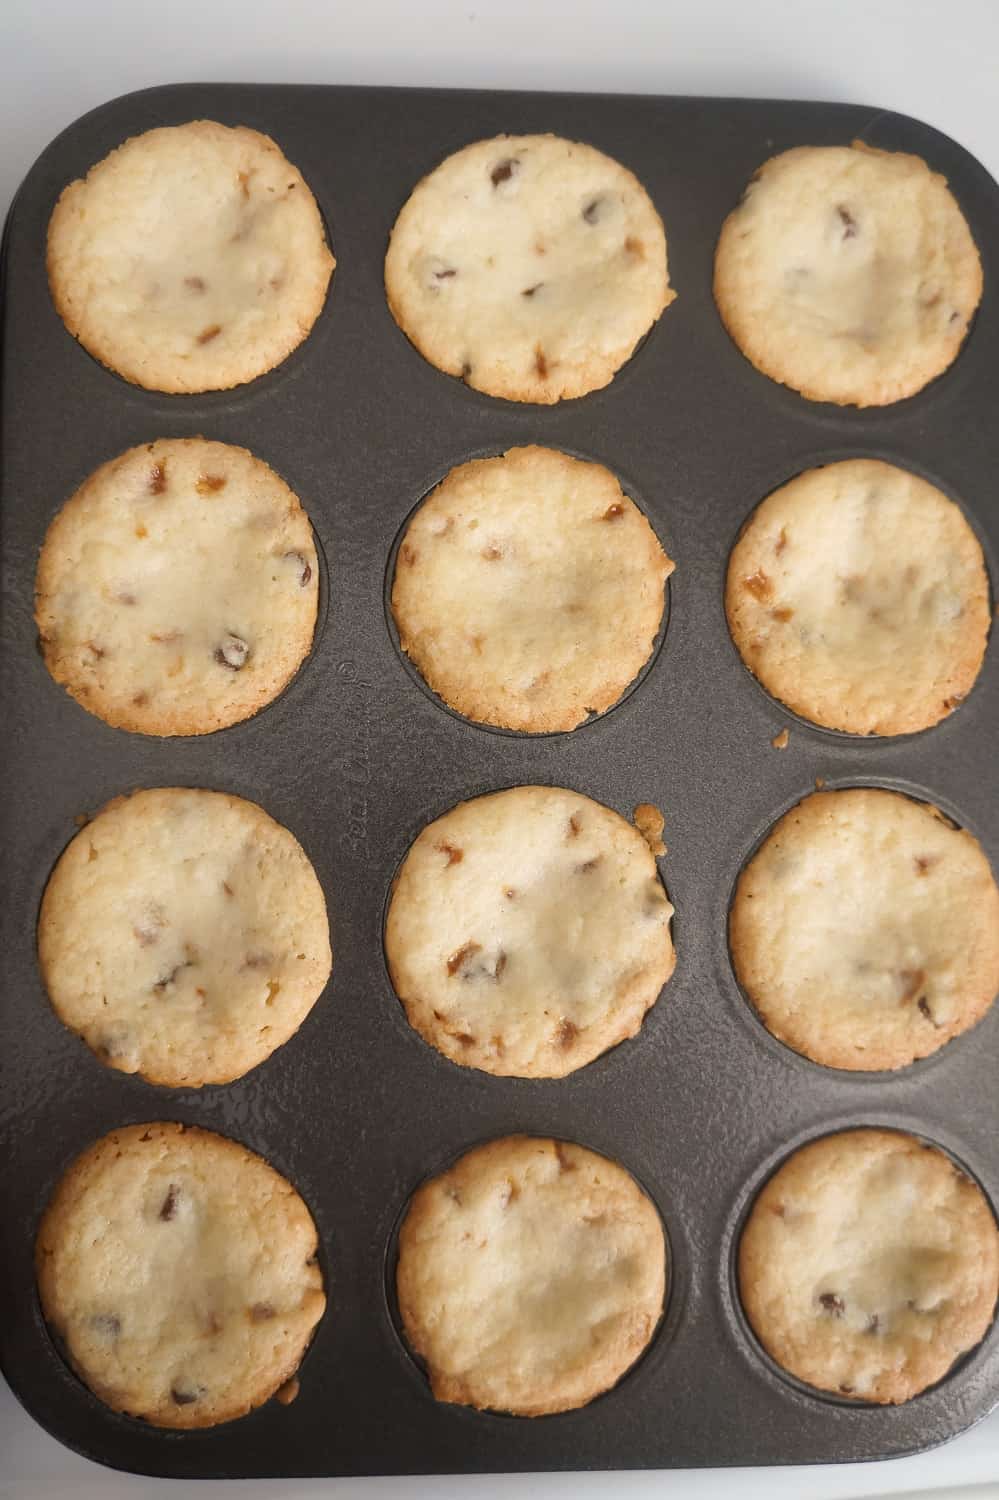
[836,205,858,239]
[197,323,222,345]
[481,543,503,561]
[500,1178,519,1208]
[771,606,793,622]
[159,1184,179,1221]
[284,549,312,586]
[898,968,926,1003]
[567,813,582,838]
[554,1141,576,1172]
[149,462,168,494]
[214,633,249,670]
[743,569,773,602]
[184,276,207,293]
[490,158,518,187]
[602,502,625,521]
[435,841,464,866]
[624,235,645,259]
[534,347,549,379]
[250,1301,275,1321]
[914,854,938,875]
[196,473,227,494]
[153,961,191,994]
[775,528,788,555]
[818,1292,845,1317]
[447,941,482,977]
[243,952,272,970]
[554,1018,579,1050]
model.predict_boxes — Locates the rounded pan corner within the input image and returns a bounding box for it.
[853,104,999,194]
[5,81,288,236]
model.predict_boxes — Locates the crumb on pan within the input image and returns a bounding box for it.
[633,802,666,855]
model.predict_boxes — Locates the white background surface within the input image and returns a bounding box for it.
[2,2,998,1497]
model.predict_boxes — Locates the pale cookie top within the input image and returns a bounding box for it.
[397,1136,665,1415]
[739,1129,999,1404]
[714,143,982,406]
[385,786,675,1078]
[47,120,334,392]
[385,133,673,402]
[392,446,672,731]
[726,459,990,735]
[730,788,999,1071]
[38,788,332,1087]
[35,438,319,736]
[36,1122,326,1428]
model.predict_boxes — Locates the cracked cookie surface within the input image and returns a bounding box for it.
[36,1122,326,1427]
[385,786,675,1077]
[38,787,332,1086]
[726,459,989,735]
[714,142,981,406]
[739,1129,999,1403]
[397,1135,665,1415]
[47,120,333,392]
[35,437,319,736]
[385,133,673,402]
[392,445,672,731]
[730,788,999,1070]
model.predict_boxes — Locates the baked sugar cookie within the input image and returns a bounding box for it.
[385,134,673,402]
[730,788,999,1071]
[385,786,675,1077]
[714,142,982,406]
[726,459,990,735]
[397,1136,665,1415]
[38,788,332,1087]
[392,446,672,731]
[48,120,333,392]
[739,1129,999,1403]
[36,1122,326,1428]
[35,438,319,736]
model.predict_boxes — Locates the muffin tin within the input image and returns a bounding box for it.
[1,82,997,1479]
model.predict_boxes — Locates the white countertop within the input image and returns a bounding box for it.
[3,1,998,1496]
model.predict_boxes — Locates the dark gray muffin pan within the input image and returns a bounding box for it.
[0,83,996,1477]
